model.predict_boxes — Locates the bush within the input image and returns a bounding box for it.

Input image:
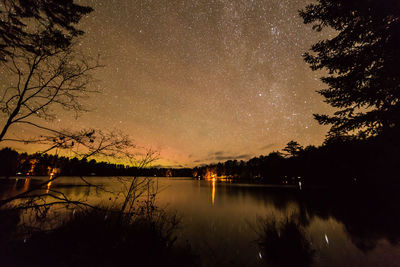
[3,208,199,267]
[256,214,314,267]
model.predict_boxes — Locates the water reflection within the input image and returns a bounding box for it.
[211,178,215,205]
[23,178,30,191]
[256,214,314,267]
[45,172,56,194]
[324,234,329,245]
[45,180,52,194]
[1,177,400,266]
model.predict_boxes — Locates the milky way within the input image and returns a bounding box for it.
[7,0,334,167]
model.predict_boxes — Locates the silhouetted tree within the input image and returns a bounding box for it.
[0,147,18,177]
[300,0,400,137]
[0,0,92,61]
[0,42,100,143]
[282,141,303,158]
[0,1,99,144]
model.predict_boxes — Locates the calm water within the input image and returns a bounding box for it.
[2,177,400,266]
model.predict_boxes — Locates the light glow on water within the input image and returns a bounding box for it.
[211,178,216,205]
[2,177,400,266]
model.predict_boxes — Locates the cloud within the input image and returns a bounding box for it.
[214,155,232,161]
[151,164,185,168]
[152,165,164,168]
[215,154,251,161]
[236,154,251,159]
[208,151,225,156]
[192,152,253,166]
[259,143,275,150]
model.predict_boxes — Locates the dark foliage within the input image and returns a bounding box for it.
[1,208,198,267]
[246,185,400,256]
[0,0,93,60]
[0,147,18,177]
[300,0,400,136]
[282,140,303,158]
[0,148,192,177]
[256,215,314,267]
[194,136,400,185]
[0,208,20,253]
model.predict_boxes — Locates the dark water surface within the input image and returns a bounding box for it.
[2,177,400,266]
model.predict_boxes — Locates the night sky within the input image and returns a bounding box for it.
[12,0,335,167]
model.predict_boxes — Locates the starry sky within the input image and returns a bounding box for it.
[9,0,335,167]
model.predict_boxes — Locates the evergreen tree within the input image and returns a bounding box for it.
[282,141,303,158]
[0,0,93,61]
[300,0,400,137]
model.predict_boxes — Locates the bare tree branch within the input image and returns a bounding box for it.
[0,42,101,142]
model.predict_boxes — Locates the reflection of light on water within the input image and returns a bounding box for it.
[23,178,30,191]
[46,173,54,194]
[325,234,329,245]
[211,178,216,205]
[46,180,52,194]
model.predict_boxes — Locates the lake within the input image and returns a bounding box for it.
[1,176,400,266]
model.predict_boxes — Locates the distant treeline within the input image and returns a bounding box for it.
[0,148,192,178]
[1,132,399,185]
[194,133,400,185]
